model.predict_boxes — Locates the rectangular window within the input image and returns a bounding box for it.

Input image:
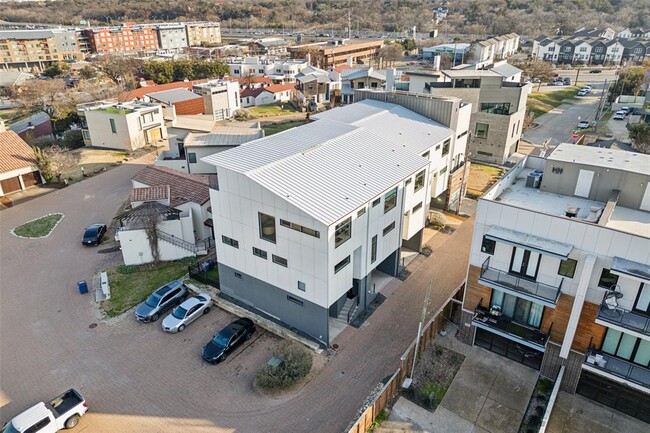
[334,256,351,274]
[383,221,395,236]
[412,202,423,213]
[279,219,320,238]
[439,167,447,175]
[357,207,366,217]
[287,295,303,306]
[335,217,352,247]
[222,235,239,248]
[109,118,117,133]
[371,235,377,263]
[188,153,197,163]
[475,123,489,139]
[422,151,430,159]
[384,187,398,213]
[480,102,511,115]
[414,170,426,192]
[491,289,544,328]
[372,198,381,207]
[558,258,577,278]
[252,247,267,259]
[457,130,468,139]
[405,178,412,185]
[234,272,242,279]
[442,138,451,156]
[272,254,288,267]
[481,236,496,254]
[259,212,276,243]
[598,268,619,289]
[297,281,306,291]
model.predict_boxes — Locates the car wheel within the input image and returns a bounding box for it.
[65,415,80,429]
[151,313,159,322]
[203,307,210,314]
[178,324,186,332]
[245,331,253,340]
[218,354,226,362]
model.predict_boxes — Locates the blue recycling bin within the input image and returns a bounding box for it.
[78,280,88,294]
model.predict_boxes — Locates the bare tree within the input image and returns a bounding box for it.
[97,55,142,91]
[16,79,74,121]
[142,208,161,264]
[380,44,403,67]
[33,145,78,183]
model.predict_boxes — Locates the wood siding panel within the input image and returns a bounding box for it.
[463,265,493,310]
[541,295,606,352]
[174,98,204,115]
[541,293,573,344]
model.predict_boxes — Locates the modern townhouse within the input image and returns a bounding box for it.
[620,39,650,63]
[295,65,341,104]
[340,68,388,104]
[532,35,647,65]
[605,39,625,64]
[203,97,469,345]
[469,33,520,67]
[226,57,308,84]
[573,27,616,40]
[619,28,650,39]
[77,100,166,151]
[191,80,240,121]
[459,144,650,423]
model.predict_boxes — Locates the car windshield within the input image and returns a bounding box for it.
[1,422,19,433]
[212,332,230,347]
[172,305,187,320]
[145,294,161,307]
[84,228,98,238]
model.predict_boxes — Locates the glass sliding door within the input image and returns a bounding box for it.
[490,290,544,328]
[633,283,650,315]
[601,328,650,367]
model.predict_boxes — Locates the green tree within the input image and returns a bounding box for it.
[172,60,194,82]
[628,122,650,154]
[79,65,98,80]
[401,38,417,52]
[608,66,648,102]
[42,63,69,78]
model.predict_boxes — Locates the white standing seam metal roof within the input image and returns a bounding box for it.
[490,63,522,78]
[146,88,202,104]
[549,143,650,176]
[202,99,450,225]
[185,127,263,147]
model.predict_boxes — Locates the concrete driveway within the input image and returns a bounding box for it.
[1,152,475,432]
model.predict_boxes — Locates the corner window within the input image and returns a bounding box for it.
[442,138,451,156]
[252,247,267,259]
[188,153,197,163]
[475,123,489,139]
[222,235,239,248]
[414,170,426,192]
[259,212,276,243]
[334,256,351,274]
[384,187,397,213]
[272,254,288,267]
[481,236,495,255]
[335,217,352,248]
[109,118,117,133]
[558,258,577,279]
[371,235,377,263]
[598,268,619,289]
[383,221,395,236]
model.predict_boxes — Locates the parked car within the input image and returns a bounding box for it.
[589,68,603,73]
[620,106,630,115]
[82,223,107,246]
[563,77,571,85]
[134,280,189,322]
[583,84,592,91]
[613,111,627,120]
[308,100,318,112]
[162,294,213,333]
[577,89,588,96]
[552,81,564,86]
[201,318,256,364]
[1,389,88,433]
[577,120,590,129]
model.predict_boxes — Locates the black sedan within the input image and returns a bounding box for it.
[82,224,107,246]
[202,318,256,364]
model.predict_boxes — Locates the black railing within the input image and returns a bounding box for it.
[347,296,360,324]
[479,257,563,305]
[188,254,220,288]
[584,347,650,389]
[597,293,650,336]
[473,302,551,350]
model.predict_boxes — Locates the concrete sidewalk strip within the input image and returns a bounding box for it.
[475,398,522,433]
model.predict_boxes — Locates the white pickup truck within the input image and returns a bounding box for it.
[1,389,88,433]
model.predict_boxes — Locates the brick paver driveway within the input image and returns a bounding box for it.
[0,153,474,433]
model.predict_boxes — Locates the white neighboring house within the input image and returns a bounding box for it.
[203,98,467,345]
[77,100,167,151]
[192,80,240,120]
[470,33,520,66]
[239,83,296,107]
[115,166,215,265]
[227,57,308,83]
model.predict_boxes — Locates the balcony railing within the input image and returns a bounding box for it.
[596,295,650,336]
[583,348,650,390]
[479,257,563,307]
[472,301,552,352]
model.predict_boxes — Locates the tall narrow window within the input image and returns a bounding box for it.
[442,138,451,156]
[334,217,351,248]
[109,118,117,134]
[384,187,398,213]
[414,170,426,192]
[259,212,276,243]
[371,235,377,263]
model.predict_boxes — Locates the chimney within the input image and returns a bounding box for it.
[433,55,441,71]
[306,52,311,66]
[385,68,396,92]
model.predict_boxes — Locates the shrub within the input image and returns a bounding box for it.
[255,341,312,390]
[428,211,447,230]
[61,129,84,149]
[233,108,253,121]
[29,136,60,148]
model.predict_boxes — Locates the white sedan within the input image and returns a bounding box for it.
[162,294,213,333]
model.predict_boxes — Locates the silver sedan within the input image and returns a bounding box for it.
[162,294,213,333]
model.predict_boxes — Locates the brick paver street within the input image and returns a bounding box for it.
[0,152,473,433]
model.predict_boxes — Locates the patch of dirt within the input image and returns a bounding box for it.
[467,163,504,197]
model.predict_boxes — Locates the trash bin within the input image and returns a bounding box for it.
[78,280,88,294]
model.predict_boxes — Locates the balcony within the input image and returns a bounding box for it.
[479,257,563,307]
[596,295,650,337]
[472,302,552,352]
[583,348,650,391]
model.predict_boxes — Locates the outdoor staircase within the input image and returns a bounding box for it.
[336,297,359,325]
[156,229,209,255]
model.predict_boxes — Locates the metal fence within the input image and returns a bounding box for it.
[188,254,219,288]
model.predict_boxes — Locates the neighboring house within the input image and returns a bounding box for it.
[8,112,52,140]
[192,80,241,121]
[227,57,308,84]
[532,35,647,65]
[295,65,340,104]
[0,130,43,196]
[572,27,616,40]
[288,39,384,68]
[203,98,468,346]
[421,43,471,63]
[620,39,649,63]
[114,166,215,265]
[156,122,263,174]
[340,68,386,104]
[240,87,269,108]
[618,28,650,39]
[145,88,204,116]
[0,71,34,96]
[80,24,159,54]
[265,83,296,103]
[77,100,167,151]
[469,33,520,66]
[458,144,650,423]
[119,79,210,102]
[247,38,290,56]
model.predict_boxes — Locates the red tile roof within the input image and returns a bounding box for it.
[0,131,38,173]
[228,76,273,87]
[132,166,212,207]
[265,83,297,93]
[334,64,353,73]
[120,79,210,102]
[129,185,170,203]
[240,87,268,98]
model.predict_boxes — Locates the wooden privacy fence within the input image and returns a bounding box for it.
[346,286,462,433]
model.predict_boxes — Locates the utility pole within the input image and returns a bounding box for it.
[348,10,352,40]
[404,280,433,388]
[575,66,581,85]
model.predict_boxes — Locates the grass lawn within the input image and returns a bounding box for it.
[467,164,504,198]
[263,120,306,136]
[248,104,299,118]
[102,258,196,318]
[12,213,64,238]
[527,86,581,118]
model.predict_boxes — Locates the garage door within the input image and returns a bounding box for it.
[1,176,21,194]
[576,371,650,423]
[22,171,42,187]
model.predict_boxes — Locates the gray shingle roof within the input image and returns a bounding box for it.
[146,88,202,104]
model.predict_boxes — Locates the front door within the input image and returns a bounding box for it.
[510,247,540,280]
